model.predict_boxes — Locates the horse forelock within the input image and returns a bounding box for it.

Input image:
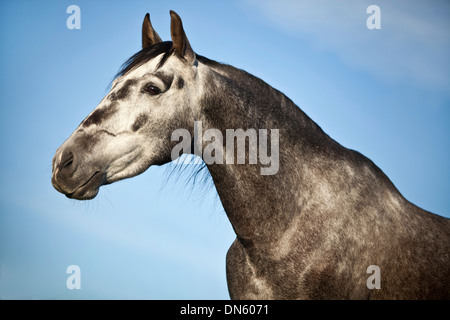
[113,41,175,82]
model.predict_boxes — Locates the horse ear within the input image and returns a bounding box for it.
[170,10,195,64]
[142,13,162,49]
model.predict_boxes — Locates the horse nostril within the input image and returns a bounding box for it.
[64,159,73,168]
[61,151,74,170]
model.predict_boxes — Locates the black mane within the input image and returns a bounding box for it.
[114,41,227,81]
[114,41,174,80]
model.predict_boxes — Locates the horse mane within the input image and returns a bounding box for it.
[114,41,240,81]
[114,41,175,80]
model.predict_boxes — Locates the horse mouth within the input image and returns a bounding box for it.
[65,171,103,200]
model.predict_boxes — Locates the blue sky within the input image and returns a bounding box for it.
[0,0,449,299]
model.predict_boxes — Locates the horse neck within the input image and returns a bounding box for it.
[196,58,346,243]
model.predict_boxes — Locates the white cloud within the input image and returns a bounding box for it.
[244,0,450,92]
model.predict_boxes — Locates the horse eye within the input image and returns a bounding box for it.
[144,85,161,95]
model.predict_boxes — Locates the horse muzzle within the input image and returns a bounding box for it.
[52,147,104,200]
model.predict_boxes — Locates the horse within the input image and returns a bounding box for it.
[51,11,450,299]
